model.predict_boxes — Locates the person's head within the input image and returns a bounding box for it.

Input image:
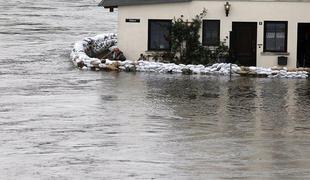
[140,54,144,57]
[114,48,120,52]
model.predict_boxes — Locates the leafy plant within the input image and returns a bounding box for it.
[151,53,160,62]
[170,9,208,64]
[212,41,230,63]
[155,9,230,65]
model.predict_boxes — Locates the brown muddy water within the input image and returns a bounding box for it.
[1,0,310,179]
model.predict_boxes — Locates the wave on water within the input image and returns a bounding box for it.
[17,6,58,10]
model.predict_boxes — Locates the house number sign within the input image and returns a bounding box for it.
[126,19,140,23]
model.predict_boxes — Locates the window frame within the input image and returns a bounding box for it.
[263,21,288,53]
[202,20,221,46]
[148,19,172,51]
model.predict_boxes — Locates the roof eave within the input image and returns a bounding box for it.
[102,5,118,9]
[98,0,191,8]
[98,0,116,8]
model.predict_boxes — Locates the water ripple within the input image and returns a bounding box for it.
[0,0,309,179]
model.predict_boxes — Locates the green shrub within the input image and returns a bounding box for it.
[168,9,229,65]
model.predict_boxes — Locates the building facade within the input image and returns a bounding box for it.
[100,0,310,68]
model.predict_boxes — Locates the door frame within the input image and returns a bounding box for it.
[230,21,258,66]
[297,23,310,67]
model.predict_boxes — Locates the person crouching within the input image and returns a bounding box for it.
[112,48,126,61]
[101,48,127,64]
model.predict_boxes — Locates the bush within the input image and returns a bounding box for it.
[168,9,229,65]
[170,9,207,64]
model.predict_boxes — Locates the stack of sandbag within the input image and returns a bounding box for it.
[70,33,117,69]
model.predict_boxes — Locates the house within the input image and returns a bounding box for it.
[99,0,310,68]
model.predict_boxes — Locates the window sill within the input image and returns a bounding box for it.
[261,52,290,56]
[202,45,219,50]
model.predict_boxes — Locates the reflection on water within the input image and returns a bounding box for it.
[1,0,310,179]
[144,75,310,179]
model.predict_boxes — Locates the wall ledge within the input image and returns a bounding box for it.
[261,52,290,56]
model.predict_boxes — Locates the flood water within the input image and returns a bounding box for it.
[1,0,310,179]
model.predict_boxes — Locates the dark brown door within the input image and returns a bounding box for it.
[230,22,257,66]
[297,23,310,67]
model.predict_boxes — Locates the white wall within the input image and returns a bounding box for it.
[117,1,310,67]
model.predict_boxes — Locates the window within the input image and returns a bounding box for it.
[148,20,172,51]
[203,20,220,46]
[264,21,288,52]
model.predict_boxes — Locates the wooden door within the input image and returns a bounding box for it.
[230,22,257,66]
[297,23,310,67]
